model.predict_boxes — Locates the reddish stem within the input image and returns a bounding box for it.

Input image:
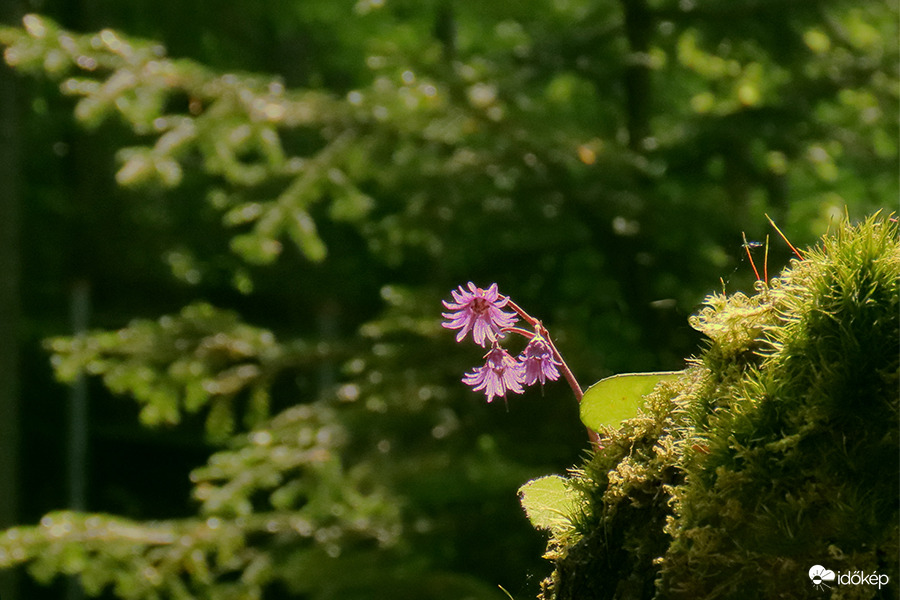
[506,297,602,449]
[766,213,804,259]
[501,326,536,339]
[505,298,538,327]
[742,231,761,282]
[542,328,602,449]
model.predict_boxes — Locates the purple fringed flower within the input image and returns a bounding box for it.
[462,346,525,404]
[519,335,561,386]
[441,282,518,347]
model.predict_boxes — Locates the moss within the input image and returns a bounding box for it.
[539,217,899,600]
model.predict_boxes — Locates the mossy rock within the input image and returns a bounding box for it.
[537,217,899,600]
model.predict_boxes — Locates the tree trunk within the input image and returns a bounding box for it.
[621,0,652,150]
[0,1,24,598]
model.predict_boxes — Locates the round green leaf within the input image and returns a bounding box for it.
[580,371,682,432]
[518,475,580,534]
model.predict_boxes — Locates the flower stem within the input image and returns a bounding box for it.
[542,329,602,449]
[501,326,536,339]
[507,297,601,448]
[505,297,538,327]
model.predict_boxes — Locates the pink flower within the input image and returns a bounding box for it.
[519,335,561,386]
[441,282,518,347]
[462,346,525,404]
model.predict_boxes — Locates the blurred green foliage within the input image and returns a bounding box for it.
[0,0,896,598]
[46,303,290,438]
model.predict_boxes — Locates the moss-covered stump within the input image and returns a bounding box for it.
[539,217,898,600]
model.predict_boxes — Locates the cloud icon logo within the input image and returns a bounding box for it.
[809,565,836,588]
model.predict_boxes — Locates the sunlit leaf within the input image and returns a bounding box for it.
[518,475,581,535]
[580,371,681,431]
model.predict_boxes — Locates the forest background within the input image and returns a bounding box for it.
[0,0,895,598]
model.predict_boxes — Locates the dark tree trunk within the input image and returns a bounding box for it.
[621,0,652,150]
[0,0,24,597]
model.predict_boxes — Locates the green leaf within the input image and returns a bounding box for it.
[518,475,580,534]
[580,371,682,431]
